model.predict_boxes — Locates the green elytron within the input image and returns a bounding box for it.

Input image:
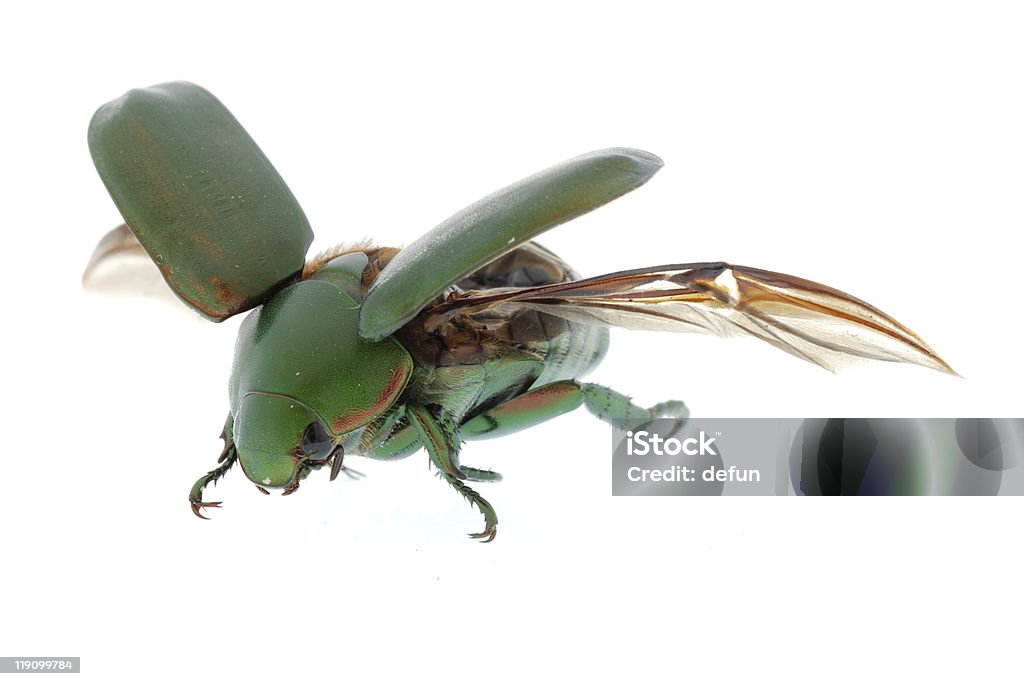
[85,82,952,540]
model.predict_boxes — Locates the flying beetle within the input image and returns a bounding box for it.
[85,82,953,540]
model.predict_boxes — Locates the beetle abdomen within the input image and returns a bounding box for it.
[392,242,609,403]
[456,241,609,386]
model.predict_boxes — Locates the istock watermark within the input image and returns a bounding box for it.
[624,463,761,484]
[625,429,718,456]
[611,418,1024,496]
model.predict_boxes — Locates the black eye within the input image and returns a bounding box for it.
[300,422,333,461]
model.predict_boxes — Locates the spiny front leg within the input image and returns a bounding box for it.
[189,415,238,519]
[189,440,237,518]
[406,404,500,541]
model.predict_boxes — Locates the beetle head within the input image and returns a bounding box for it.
[234,392,340,489]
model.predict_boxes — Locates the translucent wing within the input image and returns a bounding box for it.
[82,224,187,308]
[423,262,954,374]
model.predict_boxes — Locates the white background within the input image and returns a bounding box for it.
[2,2,1022,683]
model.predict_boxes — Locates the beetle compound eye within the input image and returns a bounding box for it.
[300,422,334,461]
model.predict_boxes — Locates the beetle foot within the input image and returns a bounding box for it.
[443,473,499,542]
[189,443,237,519]
[190,499,222,519]
[282,481,300,496]
[468,526,498,543]
[642,400,689,436]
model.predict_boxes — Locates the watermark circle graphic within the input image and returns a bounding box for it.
[612,418,1024,497]
[954,418,1024,471]
[789,419,932,495]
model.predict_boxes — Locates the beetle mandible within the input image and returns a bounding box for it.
[84,82,953,540]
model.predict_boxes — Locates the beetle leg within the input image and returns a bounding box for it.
[460,466,502,482]
[407,404,500,541]
[218,414,235,462]
[442,473,498,542]
[461,379,689,440]
[190,416,238,518]
[189,447,237,519]
[461,380,584,440]
[217,439,233,463]
[406,405,467,479]
[407,405,503,481]
[580,382,689,434]
[360,420,421,461]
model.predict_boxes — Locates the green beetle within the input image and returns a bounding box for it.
[85,82,953,540]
